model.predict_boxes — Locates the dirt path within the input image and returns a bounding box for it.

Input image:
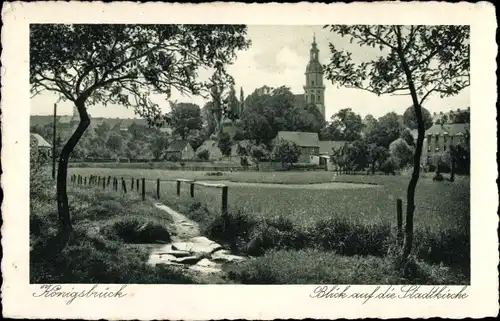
[195,180,382,190]
[154,203,200,241]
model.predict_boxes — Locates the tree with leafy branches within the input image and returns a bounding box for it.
[217,132,233,159]
[324,25,469,266]
[271,138,301,169]
[30,24,250,239]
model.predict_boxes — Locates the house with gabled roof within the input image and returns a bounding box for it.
[275,131,320,163]
[165,140,194,161]
[30,133,52,158]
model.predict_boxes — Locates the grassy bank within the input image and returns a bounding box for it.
[30,169,195,283]
[163,195,469,284]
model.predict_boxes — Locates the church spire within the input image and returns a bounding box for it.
[313,32,316,45]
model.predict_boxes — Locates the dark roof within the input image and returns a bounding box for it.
[30,133,51,148]
[276,131,319,147]
[319,140,347,154]
[166,140,190,152]
[425,123,469,136]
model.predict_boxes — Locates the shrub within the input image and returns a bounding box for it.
[380,157,398,175]
[226,249,467,285]
[309,217,392,257]
[101,217,171,243]
[166,154,180,162]
[433,172,444,181]
[197,149,210,161]
[205,171,224,176]
[30,228,191,284]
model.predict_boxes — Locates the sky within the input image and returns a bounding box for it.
[30,25,470,120]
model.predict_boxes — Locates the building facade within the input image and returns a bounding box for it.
[411,123,469,168]
[303,34,326,120]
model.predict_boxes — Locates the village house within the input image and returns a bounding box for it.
[318,140,347,167]
[30,133,52,158]
[275,131,320,163]
[165,140,195,161]
[410,122,469,168]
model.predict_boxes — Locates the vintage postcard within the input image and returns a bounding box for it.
[1,1,498,319]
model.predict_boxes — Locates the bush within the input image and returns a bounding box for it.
[310,217,392,257]
[226,249,467,285]
[205,171,224,176]
[433,172,444,181]
[30,228,191,284]
[197,149,210,161]
[166,154,180,162]
[101,217,171,243]
[380,157,398,175]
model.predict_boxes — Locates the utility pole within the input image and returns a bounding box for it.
[52,103,57,179]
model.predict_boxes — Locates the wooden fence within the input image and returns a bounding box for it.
[70,173,229,215]
[70,173,403,234]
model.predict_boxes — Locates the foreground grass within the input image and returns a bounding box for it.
[162,195,469,284]
[227,249,464,285]
[30,173,196,284]
[65,168,470,284]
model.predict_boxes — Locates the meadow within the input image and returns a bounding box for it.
[69,167,470,234]
[33,167,470,284]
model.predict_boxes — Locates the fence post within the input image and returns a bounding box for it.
[98,176,101,186]
[102,176,106,190]
[107,176,111,186]
[190,182,194,198]
[156,179,160,199]
[176,180,181,196]
[136,179,139,192]
[396,198,403,245]
[122,177,127,193]
[221,185,228,216]
[84,177,87,186]
[131,178,134,190]
[141,178,145,201]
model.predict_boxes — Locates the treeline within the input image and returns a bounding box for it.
[31,83,470,175]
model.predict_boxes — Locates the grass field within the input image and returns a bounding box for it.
[70,167,470,234]
[34,167,470,284]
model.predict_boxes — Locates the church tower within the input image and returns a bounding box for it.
[303,34,325,120]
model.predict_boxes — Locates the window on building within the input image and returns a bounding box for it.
[317,95,320,102]
[312,80,315,86]
[427,144,431,152]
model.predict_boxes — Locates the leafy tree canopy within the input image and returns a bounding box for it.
[403,105,433,130]
[169,102,203,140]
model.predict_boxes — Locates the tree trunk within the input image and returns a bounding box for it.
[56,99,90,238]
[396,42,425,265]
[450,158,455,182]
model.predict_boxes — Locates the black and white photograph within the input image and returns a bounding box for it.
[2,2,497,320]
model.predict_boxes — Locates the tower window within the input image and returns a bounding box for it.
[317,95,320,102]
[312,80,315,86]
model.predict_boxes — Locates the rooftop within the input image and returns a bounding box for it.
[276,131,319,147]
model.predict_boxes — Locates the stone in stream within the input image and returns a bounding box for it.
[171,239,222,255]
[196,258,219,268]
[147,254,181,267]
[172,256,203,265]
[151,244,192,258]
[189,265,222,274]
[211,250,246,264]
